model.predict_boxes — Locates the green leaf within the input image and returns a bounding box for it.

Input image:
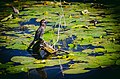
[11,56,36,64]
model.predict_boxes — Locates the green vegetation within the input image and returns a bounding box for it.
[0,0,120,76]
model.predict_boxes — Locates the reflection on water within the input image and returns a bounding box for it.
[0,33,106,79]
[28,68,47,79]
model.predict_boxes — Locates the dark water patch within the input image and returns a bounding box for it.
[84,65,120,79]
[69,60,88,64]
[55,35,77,50]
[0,72,29,79]
[0,40,6,43]
[0,26,16,32]
[89,14,99,17]
[35,14,40,16]
[1,65,120,79]
[88,52,104,56]
[1,33,19,37]
[44,60,88,79]
[20,9,29,11]
[0,22,4,27]
[18,14,28,18]
[0,46,32,63]
[99,20,117,23]
[63,65,120,79]
[46,21,56,26]
[96,25,104,28]
[19,18,39,26]
[93,36,101,38]
[70,20,77,23]
[104,30,115,36]
[72,44,83,52]
[115,39,120,44]
[97,13,108,18]
[73,44,104,52]
[15,27,35,34]
[55,35,104,52]
[19,29,32,34]
[91,3,107,9]
[45,65,68,79]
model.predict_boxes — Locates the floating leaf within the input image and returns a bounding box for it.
[95,56,115,66]
[11,56,36,64]
[6,65,28,74]
[24,64,45,69]
[116,59,120,65]
[68,44,74,49]
[34,60,46,64]
[103,42,120,53]
[82,49,93,53]
[6,64,45,74]
[86,62,100,68]
[94,48,106,53]
[69,63,87,69]
[0,63,13,69]
[63,68,90,74]
[46,59,69,66]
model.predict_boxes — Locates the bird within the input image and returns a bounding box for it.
[12,6,19,14]
[90,19,98,26]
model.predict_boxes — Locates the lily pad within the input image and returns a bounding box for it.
[46,59,69,66]
[11,56,36,64]
[0,62,13,69]
[94,48,106,53]
[69,63,88,69]
[63,68,90,74]
[6,65,28,74]
[68,44,74,49]
[6,63,45,74]
[82,49,93,53]
[103,42,120,53]
[95,56,115,66]
[24,63,45,69]
[116,59,120,65]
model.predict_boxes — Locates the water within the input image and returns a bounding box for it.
[19,18,40,26]
[56,35,104,56]
[0,46,32,63]
[0,18,107,79]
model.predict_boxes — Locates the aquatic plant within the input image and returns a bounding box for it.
[0,1,120,76]
[11,56,36,64]
[63,68,90,74]
[45,59,69,66]
[116,59,120,65]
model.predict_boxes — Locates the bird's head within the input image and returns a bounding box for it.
[40,19,47,28]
